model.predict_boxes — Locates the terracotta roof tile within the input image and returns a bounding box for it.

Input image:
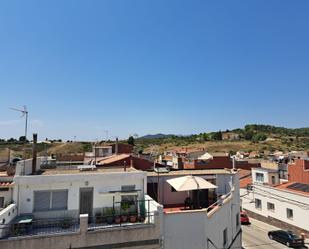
[0,181,14,187]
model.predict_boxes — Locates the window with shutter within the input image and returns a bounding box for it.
[52,190,68,210]
[34,191,51,211]
[34,190,68,212]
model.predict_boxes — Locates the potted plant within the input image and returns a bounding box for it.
[61,218,72,229]
[104,207,114,225]
[138,199,146,222]
[128,201,138,223]
[129,213,137,223]
[121,202,130,222]
[114,208,121,224]
[95,211,102,224]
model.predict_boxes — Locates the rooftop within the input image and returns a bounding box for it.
[252,167,278,173]
[97,154,130,164]
[147,168,235,177]
[40,166,138,175]
[275,181,309,196]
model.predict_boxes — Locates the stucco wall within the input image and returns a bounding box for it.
[13,171,146,218]
[162,173,241,249]
[240,184,309,232]
[0,204,17,237]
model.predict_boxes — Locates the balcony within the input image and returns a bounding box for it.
[0,217,80,239]
[0,196,160,239]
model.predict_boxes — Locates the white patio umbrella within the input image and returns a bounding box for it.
[198,152,213,161]
[167,175,217,192]
[167,175,217,208]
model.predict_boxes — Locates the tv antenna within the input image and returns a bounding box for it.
[9,106,28,142]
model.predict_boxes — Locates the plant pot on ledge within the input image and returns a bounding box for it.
[129,215,137,223]
[121,215,128,223]
[115,216,121,224]
[138,215,145,222]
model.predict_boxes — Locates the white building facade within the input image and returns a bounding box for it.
[240,168,309,236]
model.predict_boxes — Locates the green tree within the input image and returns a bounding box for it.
[212,131,222,141]
[252,133,267,142]
[128,136,135,146]
[244,130,254,140]
[19,136,28,143]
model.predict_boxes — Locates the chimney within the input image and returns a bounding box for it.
[32,133,37,174]
[115,137,119,155]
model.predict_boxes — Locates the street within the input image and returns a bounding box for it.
[242,218,308,249]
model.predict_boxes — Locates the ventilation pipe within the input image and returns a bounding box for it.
[115,137,119,155]
[32,133,37,174]
[232,156,236,171]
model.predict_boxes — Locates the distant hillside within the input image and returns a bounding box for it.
[139,133,175,139]
[232,124,309,137]
[134,124,309,154]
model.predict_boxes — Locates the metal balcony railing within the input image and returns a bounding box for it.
[0,217,79,239]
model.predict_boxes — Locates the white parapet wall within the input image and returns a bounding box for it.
[15,157,50,176]
[163,177,242,249]
[240,183,309,233]
[0,204,18,238]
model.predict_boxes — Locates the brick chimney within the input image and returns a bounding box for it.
[32,133,37,174]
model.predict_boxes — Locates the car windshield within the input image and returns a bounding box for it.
[288,232,301,239]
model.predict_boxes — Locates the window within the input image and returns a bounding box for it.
[236,213,240,227]
[121,185,137,205]
[255,198,262,210]
[223,228,228,247]
[0,197,4,208]
[34,190,68,212]
[267,202,275,212]
[255,173,264,182]
[287,208,293,219]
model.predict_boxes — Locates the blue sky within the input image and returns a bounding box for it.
[0,0,308,141]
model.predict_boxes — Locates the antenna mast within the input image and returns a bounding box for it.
[9,106,28,143]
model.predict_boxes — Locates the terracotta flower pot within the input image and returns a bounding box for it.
[129,215,137,223]
[121,215,128,223]
[115,216,121,224]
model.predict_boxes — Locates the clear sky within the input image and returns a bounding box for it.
[0,0,308,141]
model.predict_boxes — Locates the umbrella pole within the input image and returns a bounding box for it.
[197,189,200,209]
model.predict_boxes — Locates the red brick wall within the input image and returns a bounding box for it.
[131,156,163,170]
[56,154,84,161]
[102,155,159,171]
[289,159,309,184]
[111,143,133,154]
